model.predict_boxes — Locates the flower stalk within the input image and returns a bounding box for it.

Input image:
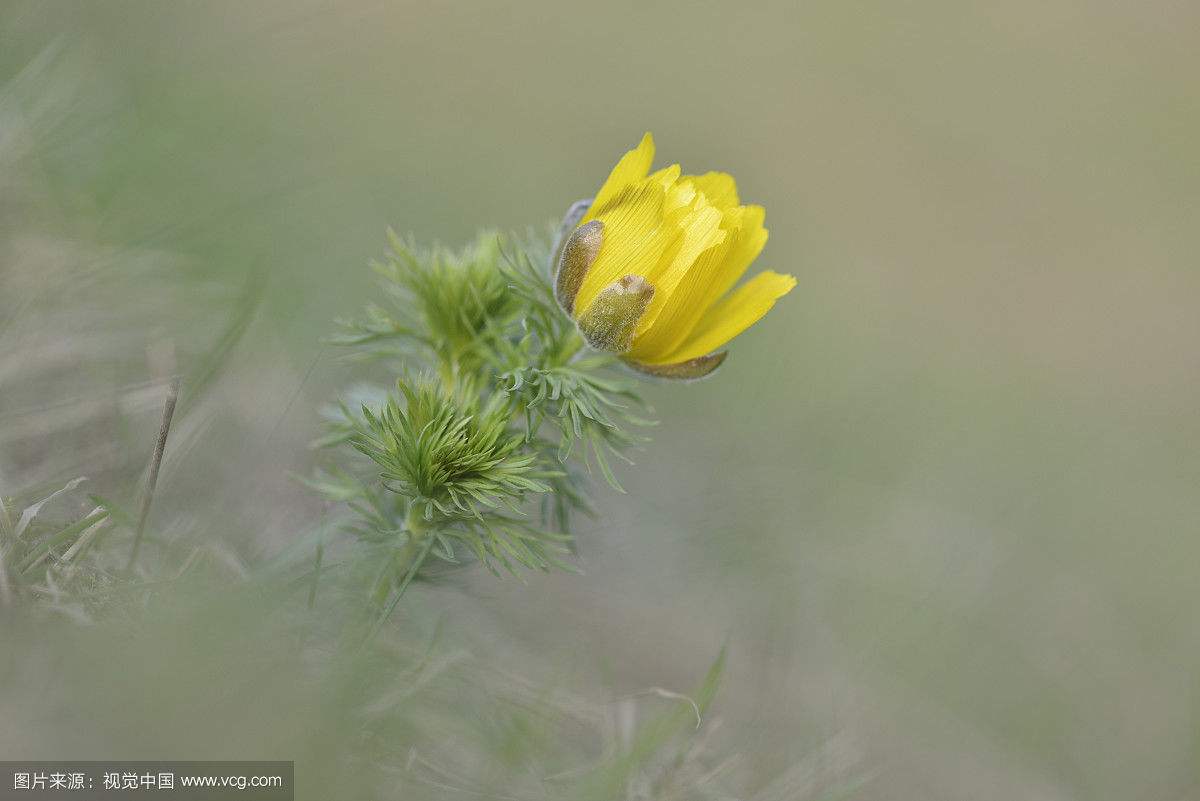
[366,504,436,635]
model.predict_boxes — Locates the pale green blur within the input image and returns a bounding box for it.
[2,2,1199,799]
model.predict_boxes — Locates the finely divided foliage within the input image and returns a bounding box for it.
[316,228,653,599]
[352,379,552,519]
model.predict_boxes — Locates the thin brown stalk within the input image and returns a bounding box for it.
[126,376,181,571]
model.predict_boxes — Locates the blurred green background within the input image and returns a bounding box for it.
[3,1,1199,799]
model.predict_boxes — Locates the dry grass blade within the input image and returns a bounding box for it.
[125,376,181,571]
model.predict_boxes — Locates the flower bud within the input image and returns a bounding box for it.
[554,219,603,315]
[575,274,654,354]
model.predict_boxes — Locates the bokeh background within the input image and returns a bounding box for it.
[3,1,1199,799]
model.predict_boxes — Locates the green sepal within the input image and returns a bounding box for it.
[549,198,592,273]
[554,220,603,315]
[575,275,654,354]
[624,351,727,380]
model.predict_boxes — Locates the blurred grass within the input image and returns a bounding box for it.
[2,1,1200,799]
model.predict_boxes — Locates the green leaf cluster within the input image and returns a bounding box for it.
[315,227,656,605]
[352,378,552,519]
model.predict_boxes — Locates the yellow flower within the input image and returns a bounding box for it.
[554,132,796,379]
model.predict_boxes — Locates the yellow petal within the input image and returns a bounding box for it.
[701,204,768,308]
[634,190,726,336]
[649,271,796,364]
[686,171,739,212]
[582,133,655,223]
[626,238,730,361]
[627,204,763,361]
[649,164,682,191]
[573,176,674,314]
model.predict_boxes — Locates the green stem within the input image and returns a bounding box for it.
[367,505,435,640]
[438,360,455,394]
[558,330,585,366]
